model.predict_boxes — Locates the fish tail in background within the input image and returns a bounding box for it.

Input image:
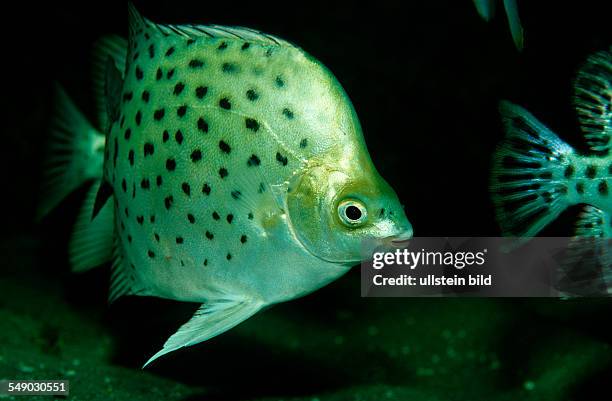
[69,179,114,272]
[37,85,106,220]
[490,101,575,236]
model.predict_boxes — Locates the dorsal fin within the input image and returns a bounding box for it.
[573,47,612,155]
[127,2,293,48]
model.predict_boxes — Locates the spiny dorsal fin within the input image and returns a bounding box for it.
[573,47,612,155]
[127,2,293,48]
[91,35,127,132]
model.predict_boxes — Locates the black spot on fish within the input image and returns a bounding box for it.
[176,236,184,244]
[165,46,175,57]
[299,138,308,148]
[586,165,597,179]
[283,108,294,119]
[135,110,142,126]
[226,253,232,261]
[167,68,175,79]
[599,180,608,196]
[276,152,288,166]
[246,89,258,101]
[576,182,585,194]
[177,105,187,117]
[189,59,204,68]
[219,98,231,110]
[187,38,195,45]
[124,207,129,217]
[166,159,176,171]
[195,86,208,99]
[245,118,259,132]
[240,235,247,244]
[219,140,231,154]
[154,108,165,121]
[275,76,285,87]
[148,44,155,58]
[128,149,135,166]
[197,117,209,133]
[148,250,155,258]
[123,92,133,102]
[219,168,228,179]
[175,130,184,144]
[187,213,196,224]
[144,32,150,40]
[231,190,241,200]
[191,149,202,162]
[144,143,154,157]
[564,165,574,178]
[241,43,250,50]
[248,212,254,220]
[132,52,140,61]
[222,62,237,73]
[173,82,185,95]
[247,154,260,167]
[156,68,163,80]
[154,233,160,242]
[162,130,169,142]
[212,211,220,220]
[202,183,211,195]
[205,231,214,240]
[121,178,127,193]
[150,215,155,223]
[203,259,208,266]
[182,182,191,196]
[226,214,234,224]
[135,66,143,80]
[137,215,144,225]
[218,41,228,50]
[124,128,131,140]
[141,91,150,102]
[120,115,125,128]
[156,175,163,186]
[141,178,150,189]
[127,235,132,243]
[164,195,174,210]
[258,182,266,193]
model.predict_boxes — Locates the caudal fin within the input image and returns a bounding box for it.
[37,85,106,220]
[490,101,575,236]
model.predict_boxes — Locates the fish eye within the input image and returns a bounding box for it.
[338,199,368,227]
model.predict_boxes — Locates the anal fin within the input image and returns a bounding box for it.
[143,298,263,367]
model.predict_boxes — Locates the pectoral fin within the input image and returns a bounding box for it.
[143,298,263,367]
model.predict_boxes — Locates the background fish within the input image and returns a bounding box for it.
[490,47,611,292]
[473,0,524,50]
[39,4,412,366]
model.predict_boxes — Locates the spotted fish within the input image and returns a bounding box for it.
[39,4,413,365]
[490,48,611,290]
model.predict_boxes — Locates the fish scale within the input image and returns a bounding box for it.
[40,3,412,366]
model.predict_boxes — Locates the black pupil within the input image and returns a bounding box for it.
[345,205,362,221]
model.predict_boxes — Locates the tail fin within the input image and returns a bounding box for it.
[490,101,575,236]
[37,85,106,220]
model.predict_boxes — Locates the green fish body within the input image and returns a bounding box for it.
[41,5,412,365]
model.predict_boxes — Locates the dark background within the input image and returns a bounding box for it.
[0,1,611,400]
